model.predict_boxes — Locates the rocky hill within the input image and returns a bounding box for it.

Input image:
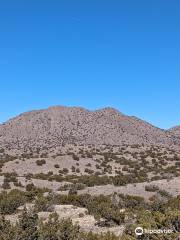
[168,126,180,139]
[0,106,179,151]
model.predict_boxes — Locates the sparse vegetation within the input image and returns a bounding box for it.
[145,185,159,192]
[0,144,180,238]
[36,159,46,166]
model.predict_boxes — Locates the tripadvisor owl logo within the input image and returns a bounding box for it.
[135,226,173,236]
[135,227,143,236]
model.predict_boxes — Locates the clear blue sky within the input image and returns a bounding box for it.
[0,1,179,129]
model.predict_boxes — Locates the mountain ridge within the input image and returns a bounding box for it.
[0,106,179,151]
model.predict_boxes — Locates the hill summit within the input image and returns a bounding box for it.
[0,106,179,151]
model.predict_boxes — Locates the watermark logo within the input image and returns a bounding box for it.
[135,227,143,236]
[135,227,173,236]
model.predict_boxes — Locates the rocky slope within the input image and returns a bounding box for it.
[168,126,180,140]
[0,106,179,151]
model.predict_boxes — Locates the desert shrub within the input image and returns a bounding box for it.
[68,187,78,195]
[62,168,69,174]
[54,164,60,168]
[26,183,36,192]
[112,174,135,186]
[84,168,94,174]
[0,188,179,240]
[34,194,53,212]
[86,195,125,224]
[151,175,162,181]
[86,163,92,167]
[75,183,86,190]
[0,189,26,214]
[15,209,39,240]
[14,181,23,187]
[75,175,110,187]
[59,183,86,192]
[58,183,73,191]
[76,168,80,173]
[122,166,128,171]
[2,181,11,189]
[36,159,46,166]
[71,166,76,172]
[0,148,5,153]
[0,162,4,169]
[145,185,159,192]
[3,172,18,183]
[0,205,128,240]
[95,164,101,169]
[165,196,180,210]
[86,152,93,158]
[47,171,53,176]
[163,210,180,232]
[38,213,81,240]
[72,154,79,161]
[118,194,145,209]
[0,216,15,240]
[158,190,172,199]
[40,153,48,158]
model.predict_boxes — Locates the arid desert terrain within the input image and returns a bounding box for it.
[0,106,180,239]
